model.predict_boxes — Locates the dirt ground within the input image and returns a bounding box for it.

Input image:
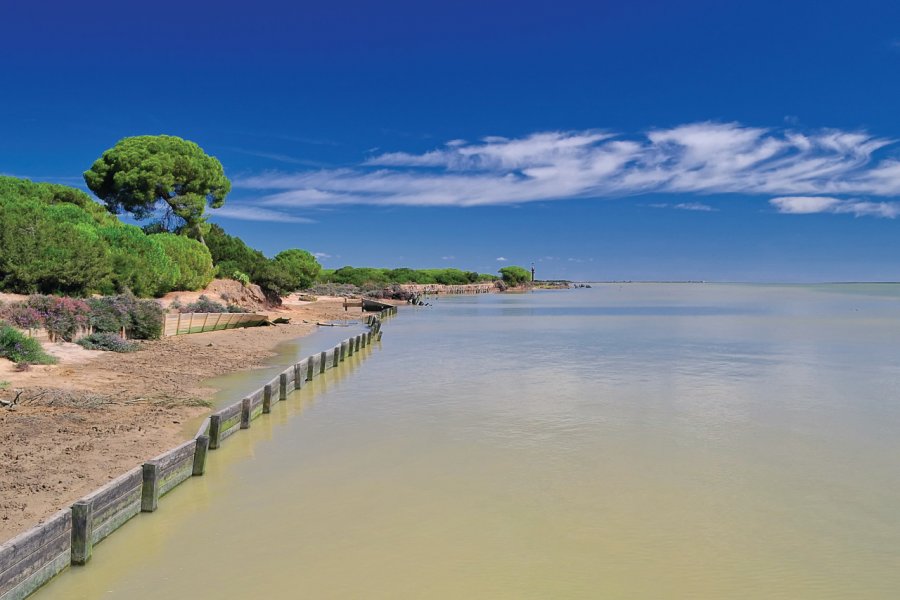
[0,294,379,542]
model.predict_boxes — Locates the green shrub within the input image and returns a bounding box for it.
[152,233,215,291]
[231,270,250,286]
[206,224,267,279]
[86,296,131,333]
[0,197,112,295]
[272,249,321,290]
[76,332,140,352]
[0,326,57,364]
[98,225,177,297]
[499,266,532,286]
[125,297,165,340]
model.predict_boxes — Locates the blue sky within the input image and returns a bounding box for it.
[3,0,900,281]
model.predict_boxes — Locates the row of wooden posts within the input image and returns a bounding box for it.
[0,308,394,600]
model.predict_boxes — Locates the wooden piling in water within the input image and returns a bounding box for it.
[262,384,274,414]
[70,501,93,565]
[141,462,159,513]
[320,351,327,374]
[279,373,288,401]
[240,397,251,429]
[192,435,209,476]
[333,345,340,367]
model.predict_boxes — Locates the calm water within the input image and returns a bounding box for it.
[34,284,900,599]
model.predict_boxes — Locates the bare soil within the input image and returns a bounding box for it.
[0,294,380,542]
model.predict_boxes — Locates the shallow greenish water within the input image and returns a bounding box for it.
[33,284,900,599]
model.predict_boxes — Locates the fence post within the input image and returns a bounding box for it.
[193,435,210,476]
[262,384,274,413]
[333,346,340,368]
[209,414,222,449]
[240,397,251,429]
[347,337,354,357]
[141,462,160,512]
[320,351,327,374]
[71,501,93,565]
[279,373,288,401]
[340,341,347,361]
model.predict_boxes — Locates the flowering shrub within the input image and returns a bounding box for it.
[25,296,90,341]
[76,332,140,352]
[2,304,44,330]
[178,295,244,314]
[87,296,131,333]
[0,325,57,364]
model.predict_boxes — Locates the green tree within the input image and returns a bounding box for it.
[205,223,268,279]
[98,225,177,297]
[499,265,532,286]
[152,233,216,291]
[83,135,231,243]
[0,197,112,295]
[272,249,322,290]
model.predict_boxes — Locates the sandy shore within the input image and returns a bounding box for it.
[0,295,376,542]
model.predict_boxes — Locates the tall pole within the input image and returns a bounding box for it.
[531,262,535,283]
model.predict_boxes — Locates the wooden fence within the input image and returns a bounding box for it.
[0,309,395,600]
[163,312,268,337]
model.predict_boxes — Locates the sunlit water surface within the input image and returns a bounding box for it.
[34,284,900,599]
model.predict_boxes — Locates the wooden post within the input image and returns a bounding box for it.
[262,384,274,413]
[377,331,383,342]
[240,397,251,429]
[209,414,222,449]
[279,373,288,400]
[294,363,305,389]
[141,462,160,512]
[347,337,354,356]
[355,335,361,351]
[340,341,347,361]
[333,346,340,368]
[320,351,327,373]
[193,435,210,476]
[71,501,93,565]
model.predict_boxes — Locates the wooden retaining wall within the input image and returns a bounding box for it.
[0,311,394,600]
[163,312,268,337]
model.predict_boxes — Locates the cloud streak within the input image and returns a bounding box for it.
[234,122,900,217]
[770,196,900,218]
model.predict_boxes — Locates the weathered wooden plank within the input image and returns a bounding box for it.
[90,495,140,546]
[0,509,71,576]
[80,467,142,516]
[158,463,193,497]
[0,549,69,600]
[91,485,141,531]
[152,440,197,476]
[295,360,307,388]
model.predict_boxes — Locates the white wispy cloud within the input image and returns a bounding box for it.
[312,252,332,259]
[233,122,900,217]
[650,202,718,212]
[496,256,508,262]
[770,196,900,218]
[441,255,455,260]
[212,205,315,223]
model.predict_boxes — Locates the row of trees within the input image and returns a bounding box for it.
[320,267,498,288]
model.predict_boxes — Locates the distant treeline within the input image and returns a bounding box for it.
[320,266,499,287]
